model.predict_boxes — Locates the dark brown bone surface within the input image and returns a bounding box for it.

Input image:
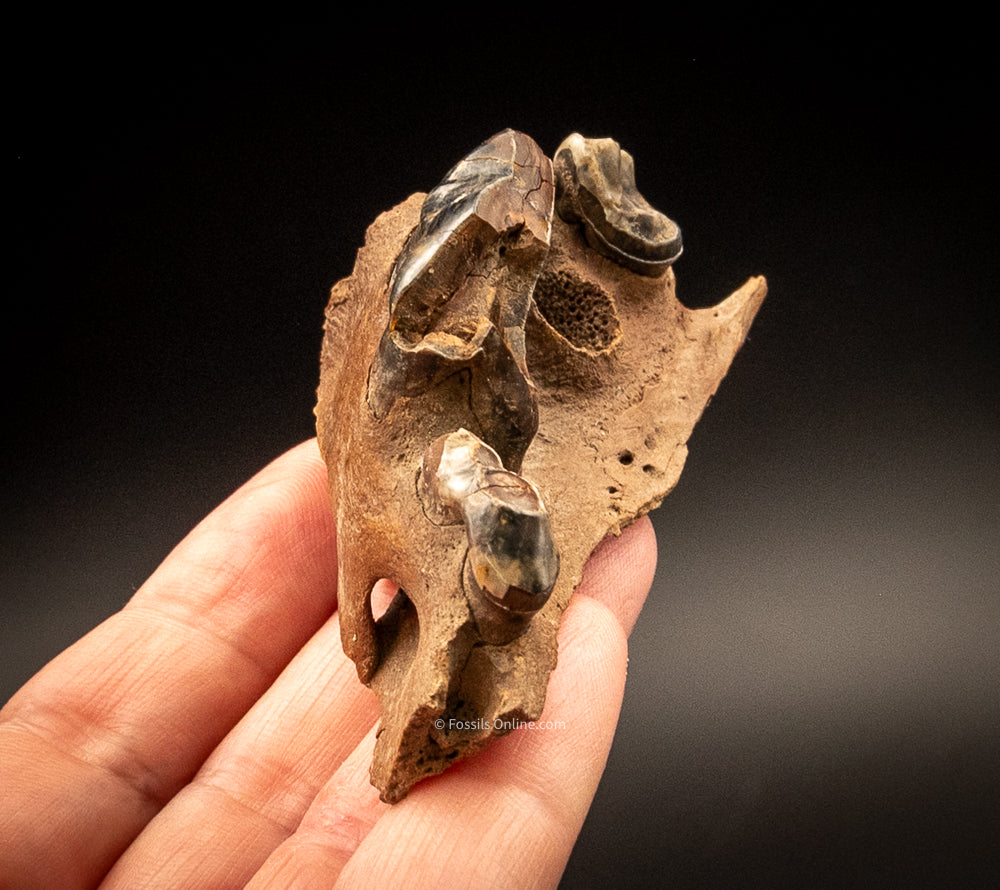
[316,130,766,802]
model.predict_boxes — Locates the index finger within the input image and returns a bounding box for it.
[0,439,338,888]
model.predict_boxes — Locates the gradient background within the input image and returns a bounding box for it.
[7,26,998,886]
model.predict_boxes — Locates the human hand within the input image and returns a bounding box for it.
[1,439,656,888]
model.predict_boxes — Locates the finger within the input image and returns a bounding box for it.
[576,516,657,636]
[100,610,381,888]
[248,518,657,888]
[244,726,387,889]
[0,439,338,889]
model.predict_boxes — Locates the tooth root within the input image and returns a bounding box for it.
[421,430,558,615]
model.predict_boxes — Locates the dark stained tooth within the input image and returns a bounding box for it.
[368,129,554,470]
[421,429,558,615]
[554,133,682,276]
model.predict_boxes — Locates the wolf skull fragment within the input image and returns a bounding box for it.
[315,130,766,802]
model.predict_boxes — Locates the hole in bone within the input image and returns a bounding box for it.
[371,578,400,621]
[618,451,634,466]
[532,269,620,352]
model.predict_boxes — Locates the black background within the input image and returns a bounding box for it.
[6,22,998,887]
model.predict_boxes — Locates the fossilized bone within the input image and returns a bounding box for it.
[315,130,766,802]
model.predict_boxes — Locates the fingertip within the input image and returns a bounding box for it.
[576,516,657,637]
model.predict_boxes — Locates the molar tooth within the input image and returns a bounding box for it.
[554,133,682,276]
[368,129,553,471]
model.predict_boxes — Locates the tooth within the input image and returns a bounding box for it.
[553,133,682,276]
[368,129,554,470]
[421,429,558,614]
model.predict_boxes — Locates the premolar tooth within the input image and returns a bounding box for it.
[421,429,558,615]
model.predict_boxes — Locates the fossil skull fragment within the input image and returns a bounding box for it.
[315,130,766,802]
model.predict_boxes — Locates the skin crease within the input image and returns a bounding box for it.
[0,439,657,889]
